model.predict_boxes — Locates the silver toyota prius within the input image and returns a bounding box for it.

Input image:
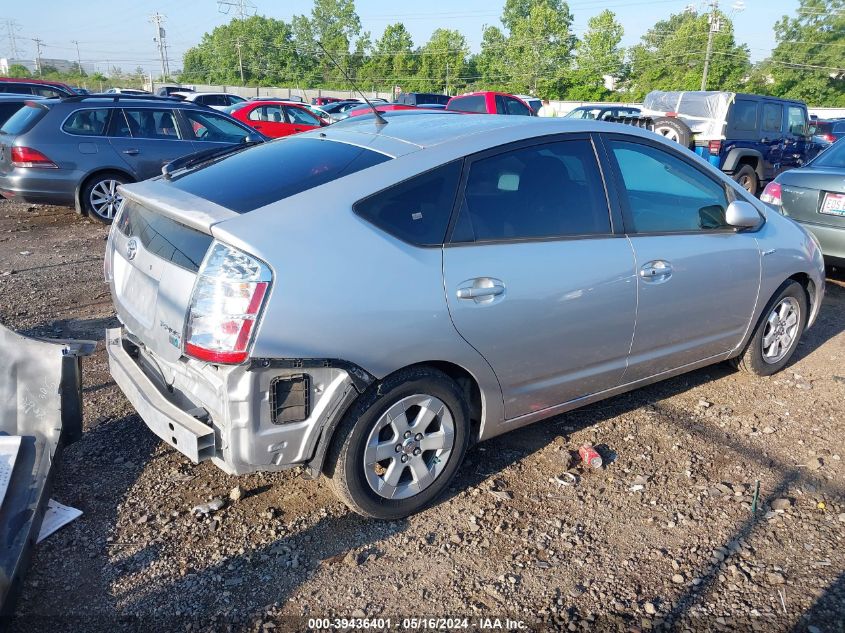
[104,111,826,519]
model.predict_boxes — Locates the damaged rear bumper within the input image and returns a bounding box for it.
[0,324,93,620]
[106,327,369,476]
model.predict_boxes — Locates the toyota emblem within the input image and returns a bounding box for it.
[126,238,138,261]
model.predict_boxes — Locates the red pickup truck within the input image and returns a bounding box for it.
[446,91,535,116]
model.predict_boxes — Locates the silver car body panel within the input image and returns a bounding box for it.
[106,114,826,474]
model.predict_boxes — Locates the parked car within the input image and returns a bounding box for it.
[395,92,450,107]
[156,85,194,97]
[761,138,845,266]
[318,100,365,121]
[812,119,845,144]
[515,94,543,114]
[229,99,324,137]
[565,105,641,120]
[0,77,75,98]
[71,86,90,95]
[105,88,151,95]
[636,91,820,195]
[0,94,263,222]
[312,96,343,106]
[0,94,45,128]
[171,91,246,110]
[446,91,534,116]
[103,111,824,519]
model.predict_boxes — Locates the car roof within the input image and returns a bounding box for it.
[42,95,213,110]
[0,77,72,89]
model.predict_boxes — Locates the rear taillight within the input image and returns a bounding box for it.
[708,140,722,155]
[184,242,272,364]
[760,181,782,206]
[823,133,836,143]
[11,146,57,169]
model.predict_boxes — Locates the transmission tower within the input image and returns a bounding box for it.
[3,19,21,58]
[218,0,257,20]
[150,12,171,80]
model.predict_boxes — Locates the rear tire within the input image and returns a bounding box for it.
[326,367,470,519]
[732,280,808,376]
[734,164,759,195]
[81,171,131,224]
[652,117,693,149]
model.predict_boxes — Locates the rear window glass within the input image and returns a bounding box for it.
[447,95,487,114]
[116,200,213,272]
[169,136,392,213]
[0,102,24,127]
[354,161,462,246]
[0,104,48,135]
[812,140,845,169]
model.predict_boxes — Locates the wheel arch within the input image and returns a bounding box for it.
[74,167,136,216]
[723,149,764,179]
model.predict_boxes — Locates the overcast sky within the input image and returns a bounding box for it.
[4,0,799,74]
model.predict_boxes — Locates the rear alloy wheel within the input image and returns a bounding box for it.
[82,172,129,223]
[326,367,470,519]
[732,280,808,376]
[734,165,759,195]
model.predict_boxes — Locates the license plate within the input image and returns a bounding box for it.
[820,192,845,216]
[113,253,158,328]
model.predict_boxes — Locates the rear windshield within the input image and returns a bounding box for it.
[168,136,392,213]
[812,140,845,169]
[0,103,48,135]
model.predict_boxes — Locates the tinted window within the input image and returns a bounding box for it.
[834,122,845,134]
[762,103,783,132]
[453,139,611,242]
[609,140,729,233]
[62,108,110,136]
[354,162,461,246]
[198,94,227,107]
[169,137,392,213]
[0,104,48,135]
[495,95,507,115]
[0,83,32,95]
[787,106,807,135]
[116,200,213,272]
[286,106,319,126]
[0,102,24,127]
[183,110,250,142]
[33,86,65,98]
[123,108,181,139]
[731,100,758,131]
[505,98,531,116]
[811,139,845,168]
[447,95,487,114]
[228,95,245,105]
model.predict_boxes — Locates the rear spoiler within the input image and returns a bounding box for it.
[0,324,94,621]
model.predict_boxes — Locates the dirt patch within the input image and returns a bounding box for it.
[1,199,843,632]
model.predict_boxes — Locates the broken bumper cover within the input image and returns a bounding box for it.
[106,327,367,475]
[0,324,93,619]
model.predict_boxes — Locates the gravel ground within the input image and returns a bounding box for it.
[1,199,843,632]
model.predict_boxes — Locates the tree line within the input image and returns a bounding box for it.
[8,0,844,105]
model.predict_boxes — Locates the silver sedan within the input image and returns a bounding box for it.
[105,111,826,519]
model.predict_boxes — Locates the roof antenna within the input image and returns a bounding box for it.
[316,40,388,127]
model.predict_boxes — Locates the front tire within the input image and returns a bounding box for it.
[732,280,808,376]
[326,367,471,519]
[82,171,130,224]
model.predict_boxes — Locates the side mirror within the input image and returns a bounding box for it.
[243,134,264,144]
[726,200,762,229]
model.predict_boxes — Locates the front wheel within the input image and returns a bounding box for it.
[326,367,471,519]
[732,280,808,376]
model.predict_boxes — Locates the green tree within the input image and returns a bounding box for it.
[766,0,845,105]
[310,0,363,86]
[417,28,469,94]
[567,10,624,100]
[626,9,750,99]
[503,0,574,97]
[475,25,510,91]
[7,64,31,78]
[360,23,416,91]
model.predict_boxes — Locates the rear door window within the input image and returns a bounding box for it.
[62,108,110,136]
[447,95,487,113]
[730,100,758,132]
[451,139,611,242]
[168,137,392,213]
[354,161,462,246]
[122,108,181,139]
[762,103,783,133]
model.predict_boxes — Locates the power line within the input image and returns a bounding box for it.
[149,11,171,80]
[218,0,257,20]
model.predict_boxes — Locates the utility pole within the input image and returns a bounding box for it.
[700,0,720,91]
[71,39,82,74]
[445,59,450,96]
[3,19,21,58]
[150,11,170,81]
[235,37,245,83]
[217,0,257,20]
[32,37,44,76]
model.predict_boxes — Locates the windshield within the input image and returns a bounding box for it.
[811,140,845,169]
[0,103,49,135]
[168,136,392,213]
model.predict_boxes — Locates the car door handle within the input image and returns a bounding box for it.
[457,286,504,299]
[253,124,263,129]
[639,261,673,282]
[122,148,139,155]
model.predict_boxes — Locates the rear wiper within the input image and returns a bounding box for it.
[162,138,264,180]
